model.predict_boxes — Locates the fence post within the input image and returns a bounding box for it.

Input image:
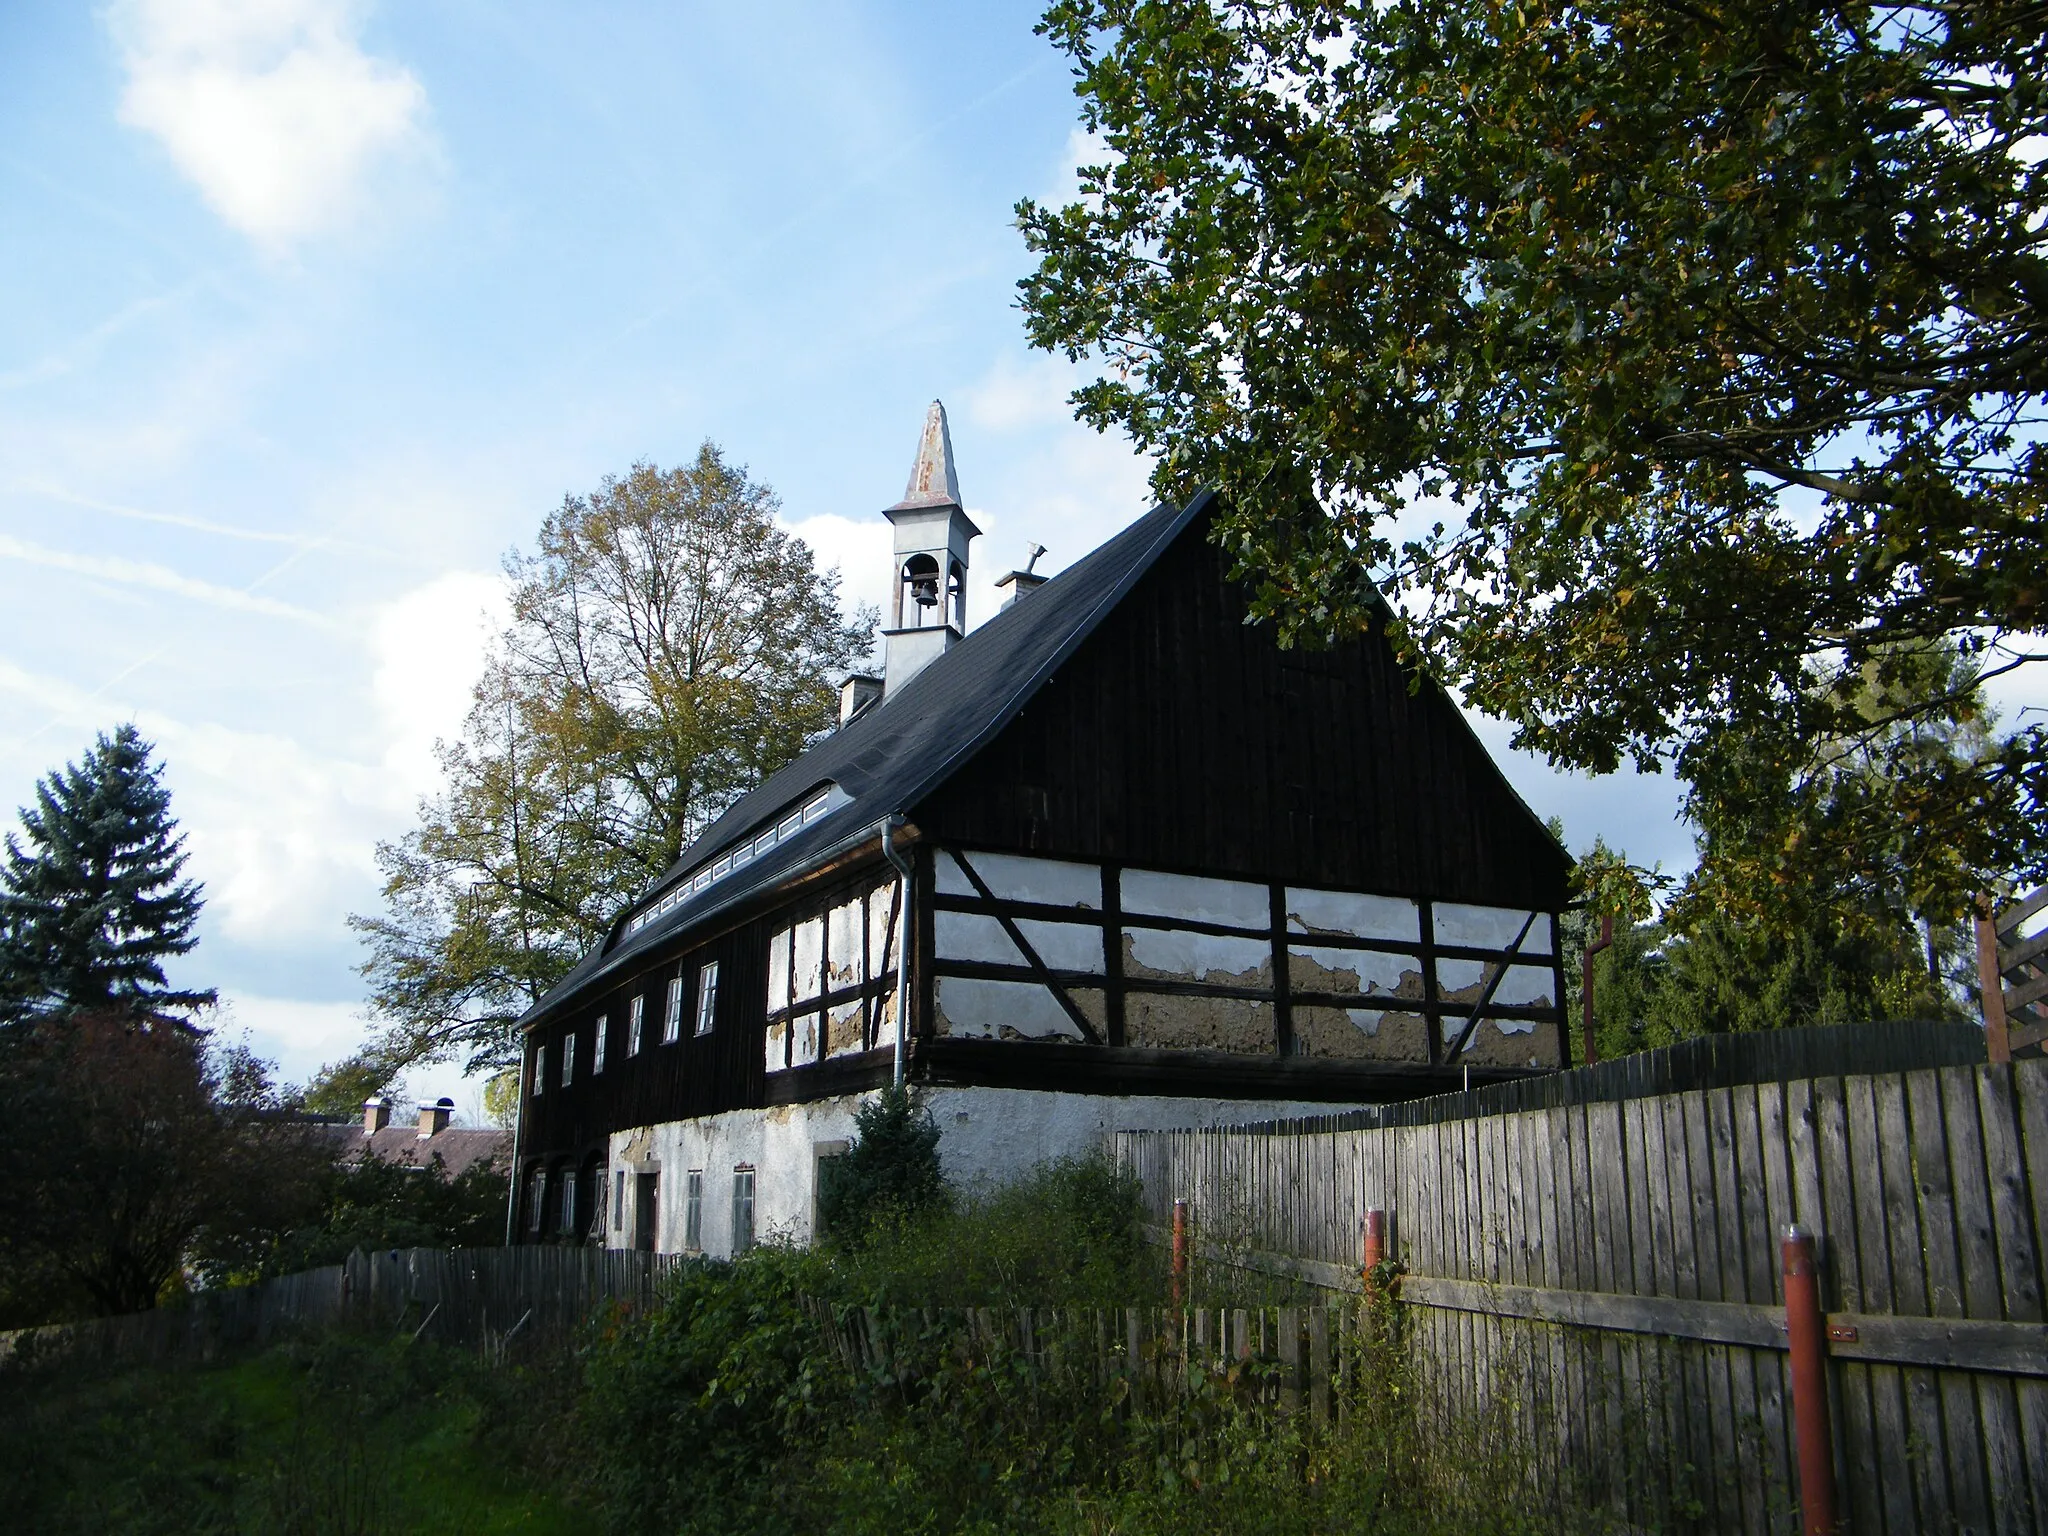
[1782,1226,1839,1536]
[1361,1207,1386,1298]
[1170,1199,1188,1308]
[1977,905,2011,1064]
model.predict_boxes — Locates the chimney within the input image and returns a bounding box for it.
[417,1096,454,1139]
[995,543,1049,610]
[839,674,883,726]
[881,401,980,696]
[362,1096,390,1135]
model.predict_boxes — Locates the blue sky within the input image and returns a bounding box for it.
[0,0,1702,1113]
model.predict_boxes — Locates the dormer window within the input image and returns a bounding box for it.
[624,785,847,935]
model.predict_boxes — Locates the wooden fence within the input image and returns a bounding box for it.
[0,1246,680,1369]
[1110,1057,2048,1536]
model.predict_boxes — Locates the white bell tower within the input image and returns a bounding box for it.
[881,400,980,696]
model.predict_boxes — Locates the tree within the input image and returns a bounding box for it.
[0,725,215,1026]
[817,1086,948,1244]
[328,446,873,1099]
[1018,0,2046,932]
[0,1015,325,1322]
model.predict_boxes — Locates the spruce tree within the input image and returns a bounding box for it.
[0,725,215,1024]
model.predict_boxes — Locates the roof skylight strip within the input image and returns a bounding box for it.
[624,786,843,936]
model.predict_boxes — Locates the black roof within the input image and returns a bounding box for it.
[518,493,1206,1029]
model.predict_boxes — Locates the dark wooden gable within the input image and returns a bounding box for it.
[913,508,1568,911]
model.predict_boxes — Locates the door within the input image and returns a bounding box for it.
[634,1170,660,1253]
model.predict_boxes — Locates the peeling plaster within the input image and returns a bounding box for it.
[1125,993,1274,1053]
[1455,1017,1562,1068]
[1285,889,1420,943]
[792,917,824,1002]
[933,911,1107,973]
[1124,928,1270,984]
[936,849,1100,908]
[1435,960,1556,1007]
[1287,945,1419,997]
[826,999,864,1057]
[935,976,1089,1041]
[1292,1005,1430,1061]
[1433,902,1554,955]
[935,910,1026,967]
[1122,868,1268,929]
[827,899,865,988]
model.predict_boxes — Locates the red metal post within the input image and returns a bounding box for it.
[1362,1207,1386,1298]
[1581,914,1614,1067]
[1782,1226,1840,1536]
[1170,1198,1188,1308]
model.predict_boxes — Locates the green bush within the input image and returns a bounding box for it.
[816,1085,947,1244]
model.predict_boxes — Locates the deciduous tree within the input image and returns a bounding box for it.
[1019,0,2046,930]
[328,445,872,1100]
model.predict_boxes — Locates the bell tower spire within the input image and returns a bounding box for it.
[881,401,980,695]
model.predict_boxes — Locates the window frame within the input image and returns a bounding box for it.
[694,961,720,1036]
[593,1013,608,1073]
[533,1044,545,1096]
[731,1165,756,1253]
[684,1169,704,1252]
[662,975,684,1044]
[561,1031,575,1088]
[627,994,644,1056]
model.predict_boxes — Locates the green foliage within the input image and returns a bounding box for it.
[232,1153,510,1282]
[1018,0,2046,933]
[334,446,875,1094]
[816,1084,947,1244]
[0,1018,328,1325]
[0,724,214,1025]
[833,1154,1161,1308]
[1588,910,1963,1060]
[0,1330,580,1534]
[578,1235,1584,1535]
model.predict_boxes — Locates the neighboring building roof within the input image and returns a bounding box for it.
[305,1122,510,1178]
[519,492,1209,1028]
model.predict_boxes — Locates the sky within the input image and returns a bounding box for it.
[0,0,1717,1114]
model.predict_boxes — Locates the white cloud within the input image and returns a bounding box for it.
[0,532,329,625]
[110,0,431,249]
[369,569,505,793]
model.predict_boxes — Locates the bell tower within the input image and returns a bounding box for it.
[881,400,980,696]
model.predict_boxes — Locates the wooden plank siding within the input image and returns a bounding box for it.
[1110,1059,2048,1535]
[913,518,1568,909]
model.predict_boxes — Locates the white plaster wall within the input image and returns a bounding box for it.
[608,1089,1357,1257]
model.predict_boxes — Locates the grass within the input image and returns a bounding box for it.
[0,1327,581,1535]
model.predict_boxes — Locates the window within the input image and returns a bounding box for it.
[694,961,720,1036]
[527,1168,544,1231]
[593,1013,608,1073]
[625,786,846,934]
[559,1169,576,1234]
[684,1170,704,1251]
[533,1044,545,1095]
[731,1166,756,1253]
[613,1170,626,1232]
[628,994,644,1056]
[561,1032,575,1087]
[663,975,684,1043]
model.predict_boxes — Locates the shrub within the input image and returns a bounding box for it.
[816,1084,946,1244]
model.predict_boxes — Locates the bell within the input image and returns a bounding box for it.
[910,574,941,609]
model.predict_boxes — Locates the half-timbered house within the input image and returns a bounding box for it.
[511,403,1571,1254]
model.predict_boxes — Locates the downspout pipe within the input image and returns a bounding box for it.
[502,1050,527,1246]
[879,814,915,1088]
